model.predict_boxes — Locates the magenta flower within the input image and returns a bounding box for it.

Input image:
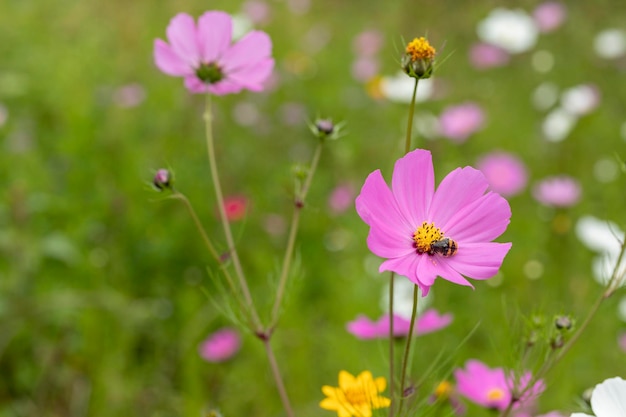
[438,102,486,143]
[154,11,274,95]
[356,149,512,295]
[454,360,545,411]
[477,151,528,197]
[199,328,241,362]
[532,175,581,207]
[533,2,566,33]
[218,195,248,222]
[469,42,510,69]
[347,309,452,339]
[328,183,356,215]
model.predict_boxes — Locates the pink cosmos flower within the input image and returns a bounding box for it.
[532,176,581,207]
[154,11,274,95]
[477,152,528,197]
[356,149,512,296]
[438,102,486,143]
[533,2,566,33]
[346,309,453,339]
[454,360,545,411]
[219,195,248,221]
[328,183,356,215]
[198,328,241,362]
[469,42,511,69]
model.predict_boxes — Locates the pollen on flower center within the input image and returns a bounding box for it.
[413,221,444,254]
[405,37,436,62]
[486,387,505,401]
[343,387,369,406]
[196,62,224,84]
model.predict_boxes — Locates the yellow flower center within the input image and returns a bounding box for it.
[486,387,505,401]
[413,221,444,254]
[343,386,369,406]
[405,37,436,62]
[434,381,453,399]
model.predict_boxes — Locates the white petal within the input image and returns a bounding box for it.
[590,377,626,417]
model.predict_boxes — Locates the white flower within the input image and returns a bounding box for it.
[560,84,600,116]
[379,72,433,104]
[571,377,626,417]
[477,8,539,54]
[381,277,431,320]
[576,216,626,286]
[542,107,577,142]
[594,28,626,59]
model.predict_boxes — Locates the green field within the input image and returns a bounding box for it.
[1,1,625,416]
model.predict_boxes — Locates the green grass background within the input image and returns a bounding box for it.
[1,0,625,416]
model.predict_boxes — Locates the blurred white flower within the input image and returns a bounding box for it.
[532,82,559,110]
[542,107,577,142]
[379,72,433,104]
[477,8,539,54]
[571,377,626,417]
[576,216,626,286]
[594,28,626,59]
[380,277,431,320]
[560,84,600,116]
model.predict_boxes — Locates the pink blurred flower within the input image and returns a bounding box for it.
[477,152,528,197]
[619,332,626,352]
[454,360,545,411]
[199,328,241,362]
[469,42,511,69]
[355,149,512,296]
[346,309,453,339]
[154,11,274,95]
[113,83,146,108]
[328,184,356,215]
[351,57,380,82]
[532,176,581,207]
[219,195,248,221]
[242,0,271,25]
[438,102,485,143]
[533,2,566,33]
[352,30,384,57]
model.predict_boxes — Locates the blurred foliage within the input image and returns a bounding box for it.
[1,0,626,416]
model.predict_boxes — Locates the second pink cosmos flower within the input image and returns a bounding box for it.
[154,11,274,95]
[356,149,512,295]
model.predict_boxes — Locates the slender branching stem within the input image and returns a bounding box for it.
[388,272,396,417]
[203,94,262,331]
[269,141,324,329]
[405,78,419,154]
[263,338,295,417]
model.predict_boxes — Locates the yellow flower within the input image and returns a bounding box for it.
[320,370,391,417]
[402,37,436,79]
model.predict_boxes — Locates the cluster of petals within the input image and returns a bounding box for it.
[532,2,567,33]
[346,308,452,339]
[438,102,486,143]
[532,176,581,207]
[355,149,512,295]
[454,360,545,411]
[571,377,626,417]
[198,327,241,362]
[154,11,274,94]
[320,370,390,417]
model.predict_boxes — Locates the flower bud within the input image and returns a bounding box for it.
[554,315,573,330]
[153,169,172,191]
[309,117,345,141]
[402,37,436,79]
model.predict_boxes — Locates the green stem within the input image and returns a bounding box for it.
[203,94,262,331]
[387,272,395,417]
[397,285,419,416]
[263,339,295,417]
[269,141,324,328]
[404,78,419,154]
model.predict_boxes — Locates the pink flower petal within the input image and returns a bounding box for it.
[391,149,434,227]
[444,192,511,242]
[197,11,233,63]
[433,259,474,287]
[226,57,275,90]
[429,167,490,229]
[207,79,246,95]
[220,31,273,73]
[184,75,210,93]
[379,254,422,286]
[346,315,381,339]
[416,309,453,335]
[154,39,194,76]
[445,242,512,279]
[166,13,201,67]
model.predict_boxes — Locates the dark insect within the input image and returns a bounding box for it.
[428,238,458,257]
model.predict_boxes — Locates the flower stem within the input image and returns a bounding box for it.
[269,140,324,329]
[397,284,419,416]
[203,94,262,331]
[404,78,419,154]
[388,272,395,417]
[263,338,295,417]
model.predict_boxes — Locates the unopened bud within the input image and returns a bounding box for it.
[402,37,436,79]
[554,315,573,330]
[153,169,172,191]
[551,333,564,349]
[309,117,345,141]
